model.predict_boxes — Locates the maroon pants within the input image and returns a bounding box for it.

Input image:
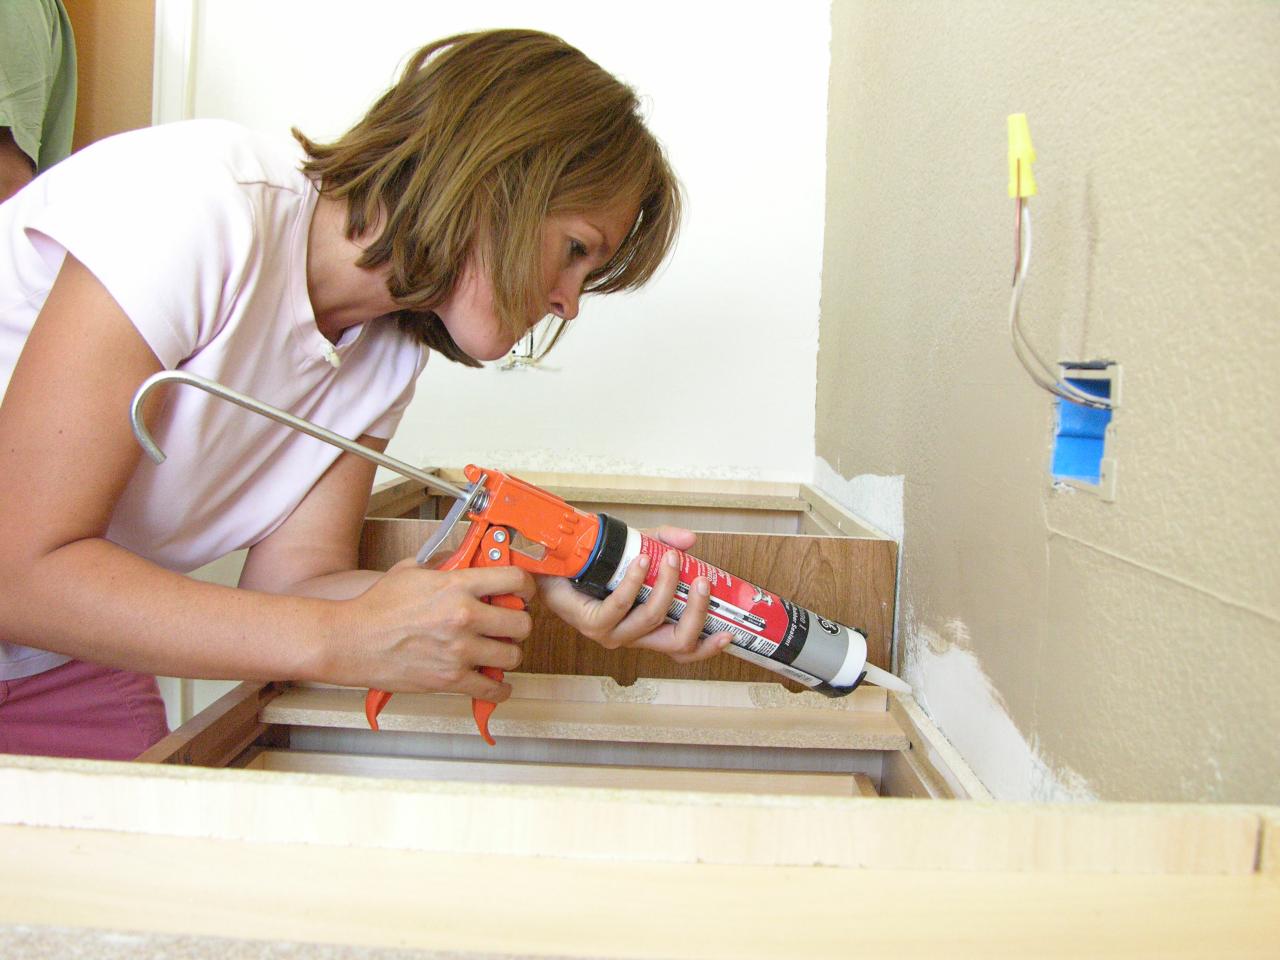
[0,659,169,760]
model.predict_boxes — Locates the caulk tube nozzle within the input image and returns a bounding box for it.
[823,630,911,694]
[862,662,912,694]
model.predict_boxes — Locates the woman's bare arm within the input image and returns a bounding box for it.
[0,255,532,700]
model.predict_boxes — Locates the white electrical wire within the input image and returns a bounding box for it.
[499,317,562,372]
[1009,201,1113,410]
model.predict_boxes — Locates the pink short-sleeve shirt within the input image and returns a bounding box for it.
[0,120,427,680]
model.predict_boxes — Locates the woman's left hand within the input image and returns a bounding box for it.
[535,525,732,663]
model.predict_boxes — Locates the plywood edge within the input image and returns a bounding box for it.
[303,673,888,712]
[135,681,283,766]
[880,749,942,799]
[798,483,898,541]
[0,755,1269,875]
[421,469,810,514]
[1260,811,1280,876]
[365,473,904,533]
[249,750,861,797]
[887,693,992,801]
[435,466,806,502]
[852,772,880,798]
[365,476,431,518]
[263,686,910,752]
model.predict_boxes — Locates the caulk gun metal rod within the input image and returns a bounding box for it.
[129,370,469,502]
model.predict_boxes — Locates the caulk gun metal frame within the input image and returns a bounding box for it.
[129,370,471,503]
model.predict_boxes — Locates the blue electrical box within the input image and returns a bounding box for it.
[1051,371,1113,486]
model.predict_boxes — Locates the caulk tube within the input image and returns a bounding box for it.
[571,515,910,697]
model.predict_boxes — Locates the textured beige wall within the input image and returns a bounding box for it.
[818,1,1278,802]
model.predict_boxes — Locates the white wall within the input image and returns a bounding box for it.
[157,0,832,482]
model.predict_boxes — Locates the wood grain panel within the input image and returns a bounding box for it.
[261,685,909,752]
[359,518,896,686]
[135,681,286,766]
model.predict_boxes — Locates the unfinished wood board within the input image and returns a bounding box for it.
[4,824,1278,959]
[431,467,806,508]
[1262,813,1280,876]
[245,750,867,797]
[285,725,886,779]
[359,518,896,685]
[887,693,992,801]
[366,476,433,519]
[263,685,909,751]
[800,483,896,540]
[329,671,890,711]
[3,755,1269,875]
[853,772,879,797]
[567,500,803,535]
[135,680,284,766]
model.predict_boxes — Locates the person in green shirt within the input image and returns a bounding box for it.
[0,0,77,202]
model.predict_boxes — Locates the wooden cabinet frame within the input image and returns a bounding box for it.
[3,471,1277,957]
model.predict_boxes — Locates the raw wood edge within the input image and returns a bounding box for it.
[135,681,285,766]
[887,693,991,801]
[435,467,805,502]
[880,751,939,799]
[366,476,430,518]
[250,750,861,797]
[300,673,890,712]
[799,484,896,541]
[1261,812,1280,876]
[2,756,1267,875]
[262,685,910,753]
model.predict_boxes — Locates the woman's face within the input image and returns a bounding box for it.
[434,202,639,362]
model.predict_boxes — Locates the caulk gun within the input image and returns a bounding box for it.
[131,371,910,745]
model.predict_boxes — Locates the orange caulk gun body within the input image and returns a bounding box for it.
[364,465,603,743]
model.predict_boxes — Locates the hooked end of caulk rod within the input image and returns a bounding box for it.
[130,371,173,465]
[128,369,469,500]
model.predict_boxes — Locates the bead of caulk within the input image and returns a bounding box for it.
[322,343,342,369]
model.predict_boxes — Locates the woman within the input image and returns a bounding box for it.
[0,29,729,760]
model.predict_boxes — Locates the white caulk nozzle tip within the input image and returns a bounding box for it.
[863,663,912,694]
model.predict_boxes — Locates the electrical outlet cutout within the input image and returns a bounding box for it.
[1051,362,1120,501]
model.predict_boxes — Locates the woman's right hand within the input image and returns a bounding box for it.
[335,559,535,704]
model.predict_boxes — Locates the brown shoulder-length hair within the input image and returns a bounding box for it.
[294,29,682,366]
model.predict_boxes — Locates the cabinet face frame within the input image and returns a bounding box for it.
[142,471,942,798]
[136,673,981,803]
[141,469,962,802]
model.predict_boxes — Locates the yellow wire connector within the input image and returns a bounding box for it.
[1007,113,1037,198]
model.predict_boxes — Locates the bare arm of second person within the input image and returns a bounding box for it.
[0,127,35,203]
[0,256,532,702]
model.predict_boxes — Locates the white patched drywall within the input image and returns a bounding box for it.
[814,456,1094,802]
